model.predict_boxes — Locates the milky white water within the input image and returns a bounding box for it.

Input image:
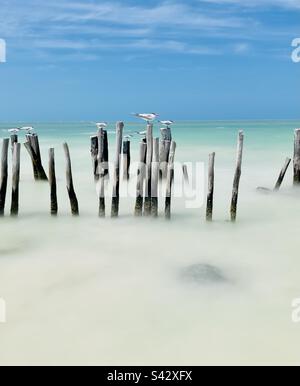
[0,121,300,365]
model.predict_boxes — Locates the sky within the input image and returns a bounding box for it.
[0,0,299,121]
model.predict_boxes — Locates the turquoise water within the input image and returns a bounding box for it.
[0,120,300,365]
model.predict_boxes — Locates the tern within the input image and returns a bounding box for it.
[159,120,174,127]
[95,122,108,130]
[8,128,20,134]
[20,126,35,133]
[132,113,159,123]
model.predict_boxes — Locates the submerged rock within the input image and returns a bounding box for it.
[180,264,228,285]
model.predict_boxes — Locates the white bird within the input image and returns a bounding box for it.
[124,135,133,140]
[135,130,147,136]
[95,122,108,130]
[132,113,159,123]
[159,120,174,127]
[8,128,20,134]
[20,126,35,133]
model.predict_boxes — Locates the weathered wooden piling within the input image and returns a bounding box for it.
[144,124,153,216]
[206,152,215,221]
[293,129,300,185]
[159,127,172,179]
[49,148,58,216]
[111,122,124,217]
[63,143,79,216]
[274,157,291,191]
[0,139,9,216]
[135,141,147,216]
[230,131,244,222]
[97,128,105,217]
[10,143,21,216]
[123,139,131,180]
[90,135,99,181]
[103,130,109,179]
[182,164,189,185]
[151,138,160,217]
[24,134,48,181]
[10,134,18,153]
[165,141,177,220]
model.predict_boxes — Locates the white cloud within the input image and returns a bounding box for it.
[200,0,300,9]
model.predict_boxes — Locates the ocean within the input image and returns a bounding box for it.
[0,120,300,365]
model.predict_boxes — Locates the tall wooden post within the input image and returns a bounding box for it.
[0,138,9,216]
[135,142,147,216]
[293,129,300,185]
[97,128,105,217]
[123,140,131,181]
[111,121,124,217]
[230,131,244,222]
[165,141,177,220]
[274,157,291,191]
[151,138,160,217]
[63,143,79,216]
[10,143,21,216]
[144,123,153,216]
[159,127,172,179]
[49,148,58,216]
[206,152,215,221]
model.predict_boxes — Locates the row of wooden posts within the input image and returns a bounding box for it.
[0,124,299,220]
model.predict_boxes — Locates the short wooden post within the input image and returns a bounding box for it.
[63,143,79,216]
[49,148,58,216]
[151,138,159,217]
[274,157,291,191]
[123,140,131,180]
[135,142,147,217]
[182,164,189,185]
[206,153,215,221]
[111,121,124,217]
[230,131,244,222]
[159,127,172,179]
[103,130,109,179]
[165,141,177,220]
[97,128,105,217]
[90,135,99,181]
[144,123,153,216]
[10,143,21,216]
[0,138,9,216]
[293,129,300,185]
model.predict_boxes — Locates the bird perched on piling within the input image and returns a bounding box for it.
[159,120,174,128]
[20,126,35,133]
[8,128,20,134]
[95,122,108,130]
[132,113,159,123]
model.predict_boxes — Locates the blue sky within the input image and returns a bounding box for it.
[0,0,299,121]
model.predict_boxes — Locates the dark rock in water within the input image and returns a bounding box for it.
[180,264,228,285]
[256,187,272,194]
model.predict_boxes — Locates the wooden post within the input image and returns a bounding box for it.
[206,153,215,221]
[90,135,99,181]
[10,143,21,216]
[24,134,48,181]
[144,123,153,216]
[10,134,18,153]
[49,148,58,216]
[97,128,105,217]
[151,138,159,217]
[135,141,147,217]
[111,121,124,217]
[103,130,109,179]
[230,131,244,222]
[159,127,172,179]
[0,138,9,216]
[274,157,291,191]
[165,141,177,220]
[63,143,79,216]
[123,140,131,180]
[182,164,189,185]
[293,129,300,185]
